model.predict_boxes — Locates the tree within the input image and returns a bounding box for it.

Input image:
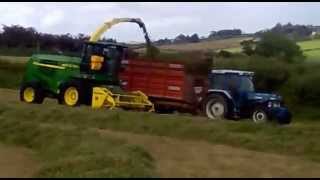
[240,39,255,56]
[255,32,304,62]
[174,34,187,43]
[189,33,200,43]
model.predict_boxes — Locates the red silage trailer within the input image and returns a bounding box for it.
[119,58,208,113]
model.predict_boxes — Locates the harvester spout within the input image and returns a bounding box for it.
[89,17,158,58]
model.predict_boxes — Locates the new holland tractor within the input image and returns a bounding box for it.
[202,70,292,124]
[20,18,154,111]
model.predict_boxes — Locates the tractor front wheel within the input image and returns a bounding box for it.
[252,108,269,124]
[20,82,44,104]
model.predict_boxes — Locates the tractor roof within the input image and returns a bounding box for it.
[211,69,254,76]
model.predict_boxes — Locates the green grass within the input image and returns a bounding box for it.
[297,39,320,50]
[0,102,156,177]
[297,39,320,63]
[0,53,320,176]
[1,93,320,164]
[222,47,242,53]
[303,49,320,63]
[0,57,26,89]
[222,39,320,62]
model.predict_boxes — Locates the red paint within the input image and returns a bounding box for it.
[119,58,208,112]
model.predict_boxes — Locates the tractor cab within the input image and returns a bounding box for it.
[205,69,291,124]
[80,42,128,85]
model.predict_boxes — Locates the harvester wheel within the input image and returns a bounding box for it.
[20,82,44,104]
[59,82,82,107]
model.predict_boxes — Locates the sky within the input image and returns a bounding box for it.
[0,2,319,42]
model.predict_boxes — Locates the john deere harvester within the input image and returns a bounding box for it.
[20,18,154,111]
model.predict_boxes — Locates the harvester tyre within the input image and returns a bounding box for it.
[20,82,44,104]
[59,81,83,107]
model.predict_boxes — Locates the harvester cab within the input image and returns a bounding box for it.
[79,41,154,111]
[80,42,127,85]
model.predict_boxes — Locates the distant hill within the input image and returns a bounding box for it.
[135,36,253,53]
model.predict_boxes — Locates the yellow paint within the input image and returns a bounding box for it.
[64,87,79,106]
[33,62,65,69]
[89,18,143,42]
[61,64,79,68]
[92,87,116,109]
[91,87,154,112]
[23,87,35,103]
[90,55,104,70]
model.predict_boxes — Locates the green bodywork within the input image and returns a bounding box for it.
[22,42,125,97]
[22,53,113,95]
[22,54,81,94]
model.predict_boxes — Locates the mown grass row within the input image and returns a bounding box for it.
[1,98,320,163]
[0,103,156,177]
[0,58,25,89]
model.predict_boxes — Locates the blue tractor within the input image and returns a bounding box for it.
[202,69,292,124]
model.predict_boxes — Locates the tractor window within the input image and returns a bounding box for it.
[83,45,101,61]
[225,74,239,93]
[210,74,225,90]
[210,73,255,92]
[239,76,255,92]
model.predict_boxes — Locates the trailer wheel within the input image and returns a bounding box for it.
[59,82,82,107]
[203,94,228,120]
[20,82,44,104]
[252,108,268,124]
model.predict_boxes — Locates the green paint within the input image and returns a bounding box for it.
[22,54,81,94]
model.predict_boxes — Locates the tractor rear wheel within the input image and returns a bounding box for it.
[203,94,228,120]
[59,82,82,107]
[20,82,44,104]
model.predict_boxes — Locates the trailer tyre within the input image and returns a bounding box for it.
[203,94,228,120]
[59,82,82,107]
[20,82,44,104]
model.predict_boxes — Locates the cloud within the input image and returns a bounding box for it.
[0,2,319,42]
[41,10,64,29]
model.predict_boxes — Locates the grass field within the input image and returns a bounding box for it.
[146,37,320,63]
[135,37,250,53]
[0,42,320,177]
[1,88,320,177]
[297,39,320,62]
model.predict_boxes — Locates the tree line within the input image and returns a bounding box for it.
[0,22,318,55]
[0,24,116,55]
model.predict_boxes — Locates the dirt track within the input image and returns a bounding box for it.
[0,144,39,178]
[98,129,320,178]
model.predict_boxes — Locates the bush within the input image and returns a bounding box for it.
[284,68,320,106]
[217,50,233,58]
[214,55,291,91]
[240,40,255,56]
[255,32,304,63]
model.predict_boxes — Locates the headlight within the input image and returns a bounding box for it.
[273,102,281,107]
[268,101,281,108]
